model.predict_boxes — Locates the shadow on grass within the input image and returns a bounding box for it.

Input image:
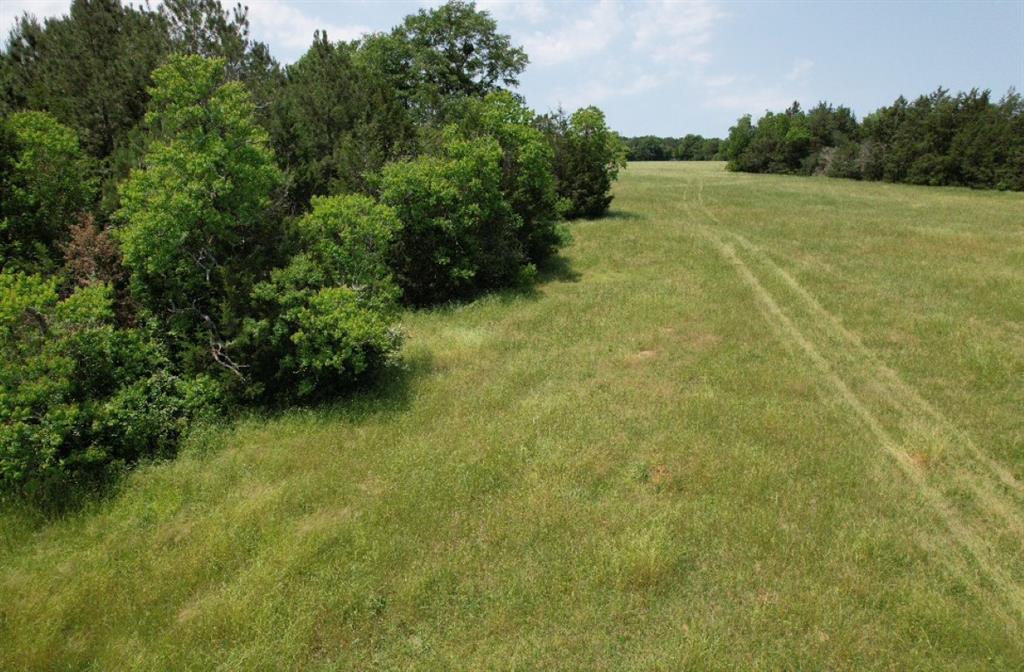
[2,253,581,521]
[601,209,644,221]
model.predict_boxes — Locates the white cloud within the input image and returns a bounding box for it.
[245,1,371,57]
[1,0,71,37]
[703,88,794,113]
[521,0,621,66]
[786,57,814,81]
[631,0,723,64]
[703,74,736,88]
[476,0,549,24]
[522,0,724,68]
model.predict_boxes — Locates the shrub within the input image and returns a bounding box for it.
[0,111,96,273]
[116,55,282,383]
[539,106,626,219]
[0,272,217,501]
[457,92,565,263]
[378,133,522,305]
[242,195,402,400]
[823,141,863,179]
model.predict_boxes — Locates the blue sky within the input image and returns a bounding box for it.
[3,1,1022,137]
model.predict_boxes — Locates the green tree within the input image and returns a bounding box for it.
[0,271,218,501]
[1,0,169,160]
[395,1,527,99]
[242,195,402,400]
[541,106,625,219]
[456,91,564,262]
[379,132,521,305]
[269,31,417,210]
[116,55,282,382]
[1,111,97,273]
[360,0,528,121]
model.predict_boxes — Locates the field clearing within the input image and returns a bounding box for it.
[2,162,1023,669]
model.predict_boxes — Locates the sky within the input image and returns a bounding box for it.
[2,0,1022,137]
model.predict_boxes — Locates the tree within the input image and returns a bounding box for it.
[456,92,564,262]
[723,115,755,167]
[395,1,527,98]
[0,271,218,501]
[360,0,528,121]
[269,31,417,210]
[242,195,402,400]
[541,106,626,219]
[378,132,521,305]
[1,0,170,161]
[1,111,97,273]
[159,0,281,123]
[116,55,282,382]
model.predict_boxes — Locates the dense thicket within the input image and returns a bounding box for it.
[0,0,278,208]
[0,0,623,501]
[624,134,723,161]
[724,90,1024,190]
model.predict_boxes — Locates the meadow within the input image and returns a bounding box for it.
[2,162,1022,670]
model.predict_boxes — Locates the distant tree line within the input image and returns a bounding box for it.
[723,89,1024,191]
[623,134,723,161]
[0,0,625,503]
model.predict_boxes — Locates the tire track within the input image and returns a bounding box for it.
[684,176,1024,625]
[695,179,1023,499]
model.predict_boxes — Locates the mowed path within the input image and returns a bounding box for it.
[2,163,1023,670]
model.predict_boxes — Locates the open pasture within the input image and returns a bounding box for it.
[2,162,1023,669]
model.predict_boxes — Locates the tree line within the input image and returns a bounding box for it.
[0,0,625,503]
[623,134,723,161]
[722,90,1024,190]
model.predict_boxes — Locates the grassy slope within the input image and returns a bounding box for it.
[2,163,1023,670]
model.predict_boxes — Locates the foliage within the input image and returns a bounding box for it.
[455,91,565,262]
[372,0,528,118]
[726,88,1023,190]
[379,132,522,305]
[0,1,620,504]
[1,111,97,274]
[242,195,402,400]
[1,0,170,160]
[115,54,282,382]
[539,106,626,219]
[623,134,723,161]
[1,0,279,210]
[0,271,218,501]
[269,32,417,210]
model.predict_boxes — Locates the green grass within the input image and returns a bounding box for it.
[3,162,1023,670]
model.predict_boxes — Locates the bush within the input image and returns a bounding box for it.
[456,91,565,263]
[0,272,218,501]
[823,142,863,179]
[115,55,282,383]
[378,132,522,305]
[0,111,96,273]
[540,106,626,219]
[242,195,402,400]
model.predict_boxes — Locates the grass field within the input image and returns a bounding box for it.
[2,162,1023,670]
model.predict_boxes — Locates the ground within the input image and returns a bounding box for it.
[2,162,1023,669]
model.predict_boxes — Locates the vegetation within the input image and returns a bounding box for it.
[724,90,1024,190]
[539,106,627,219]
[1,111,96,274]
[2,163,1022,668]
[3,0,1020,662]
[0,0,623,502]
[624,133,723,161]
